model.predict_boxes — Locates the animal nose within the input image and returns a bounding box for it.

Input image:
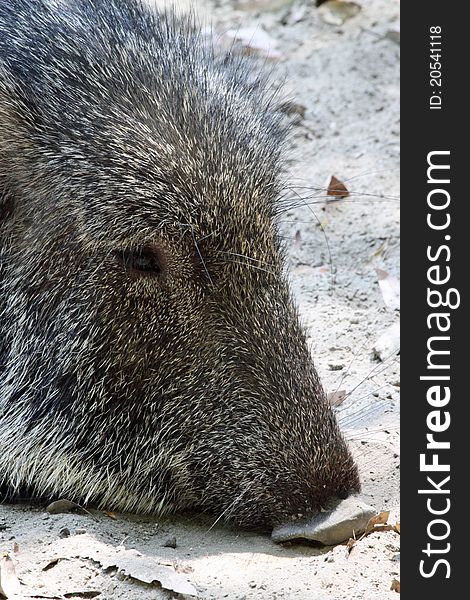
[271,495,376,545]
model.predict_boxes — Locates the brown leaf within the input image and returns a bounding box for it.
[63,592,101,599]
[103,511,117,520]
[43,557,69,571]
[394,522,400,534]
[326,175,349,199]
[345,537,356,555]
[365,510,390,534]
[327,390,347,408]
[391,578,400,593]
[318,1,361,26]
[46,499,86,515]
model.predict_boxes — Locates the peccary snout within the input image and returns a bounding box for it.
[0,0,360,532]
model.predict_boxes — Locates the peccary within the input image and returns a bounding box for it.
[0,0,360,530]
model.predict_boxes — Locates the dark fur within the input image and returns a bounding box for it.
[0,0,359,529]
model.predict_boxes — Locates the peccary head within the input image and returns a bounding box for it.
[0,0,359,529]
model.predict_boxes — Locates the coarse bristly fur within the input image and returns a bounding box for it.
[0,0,359,529]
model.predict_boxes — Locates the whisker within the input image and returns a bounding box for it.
[206,481,255,532]
[341,350,400,402]
[331,339,371,396]
[287,188,335,284]
[222,250,276,268]
[228,260,276,276]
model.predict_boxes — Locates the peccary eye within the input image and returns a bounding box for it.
[116,244,165,278]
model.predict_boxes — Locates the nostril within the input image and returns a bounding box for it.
[271,495,376,546]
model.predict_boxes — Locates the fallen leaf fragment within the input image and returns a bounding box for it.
[103,511,117,520]
[318,1,361,26]
[365,510,389,534]
[63,592,101,599]
[327,390,347,408]
[0,553,21,598]
[376,268,400,311]
[224,27,281,59]
[345,536,356,554]
[278,101,307,119]
[391,578,400,593]
[326,175,349,199]
[346,510,399,544]
[394,522,400,534]
[82,546,197,597]
[46,499,86,515]
[42,557,69,571]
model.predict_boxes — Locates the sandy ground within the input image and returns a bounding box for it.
[0,1,400,598]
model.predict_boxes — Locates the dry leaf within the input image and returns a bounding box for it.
[372,241,386,259]
[327,389,347,408]
[279,101,307,119]
[82,546,197,597]
[391,578,400,593]
[43,557,69,571]
[103,511,117,520]
[376,268,400,311]
[63,592,101,599]
[394,522,400,534]
[365,510,390,534]
[326,175,349,199]
[0,553,21,598]
[46,499,85,515]
[224,28,281,59]
[346,536,356,554]
[318,1,361,26]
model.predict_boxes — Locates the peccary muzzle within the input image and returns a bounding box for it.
[0,0,360,533]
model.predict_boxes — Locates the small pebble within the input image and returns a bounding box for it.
[59,527,71,538]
